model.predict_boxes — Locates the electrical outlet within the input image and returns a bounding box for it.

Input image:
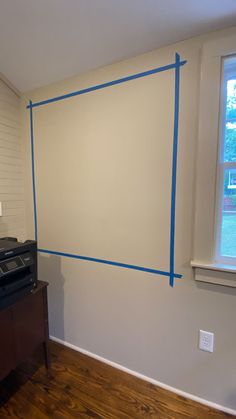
[199,330,214,353]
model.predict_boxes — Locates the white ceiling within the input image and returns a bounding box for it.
[1,0,236,92]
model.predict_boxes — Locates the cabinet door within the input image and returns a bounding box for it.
[13,290,45,363]
[0,307,15,379]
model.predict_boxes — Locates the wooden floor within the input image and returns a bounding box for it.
[0,341,234,419]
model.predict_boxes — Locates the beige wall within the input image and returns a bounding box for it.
[0,79,26,240]
[21,26,236,411]
[31,63,174,271]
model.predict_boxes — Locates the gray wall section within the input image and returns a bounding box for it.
[21,26,236,410]
[39,254,236,409]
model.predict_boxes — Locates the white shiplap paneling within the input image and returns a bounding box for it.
[0,79,26,240]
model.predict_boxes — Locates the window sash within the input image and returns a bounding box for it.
[215,163,236,264]
[215,58,236,264]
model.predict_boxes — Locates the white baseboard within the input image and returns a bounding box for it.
[50,335,236,417]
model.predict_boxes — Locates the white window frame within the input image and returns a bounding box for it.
[215,58,236,265]
[191,32,236,286]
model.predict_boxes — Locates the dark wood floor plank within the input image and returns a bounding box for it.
[0,341,234,419]
[48,346,188,418]
[34,349,185,418]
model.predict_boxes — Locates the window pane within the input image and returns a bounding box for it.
[220,168,236,257]
[224,79,236,162]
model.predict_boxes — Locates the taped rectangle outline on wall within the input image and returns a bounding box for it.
[27,53,187,286]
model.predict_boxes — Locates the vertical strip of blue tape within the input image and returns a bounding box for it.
[169,53,181,287]
[29,100,38,241]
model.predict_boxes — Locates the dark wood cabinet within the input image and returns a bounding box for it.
[0,307,15,378]
[0,281,50,381]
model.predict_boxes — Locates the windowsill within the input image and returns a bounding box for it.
[191,260,236,287]
[191,260,236,273]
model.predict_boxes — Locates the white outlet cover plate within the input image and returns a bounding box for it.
[199,330,214,353]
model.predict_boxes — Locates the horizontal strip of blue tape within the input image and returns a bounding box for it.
[27,59,187,109]
[38,248,182,279]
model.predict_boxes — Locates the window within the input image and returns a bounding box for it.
[192,32,236,286]
[215,58,236,263]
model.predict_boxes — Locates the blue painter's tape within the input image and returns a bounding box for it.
[26,59,187,109]
[29,100,38,241]
[28,54,187,285]
[169,53,181,287]
[38,248,182,279]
